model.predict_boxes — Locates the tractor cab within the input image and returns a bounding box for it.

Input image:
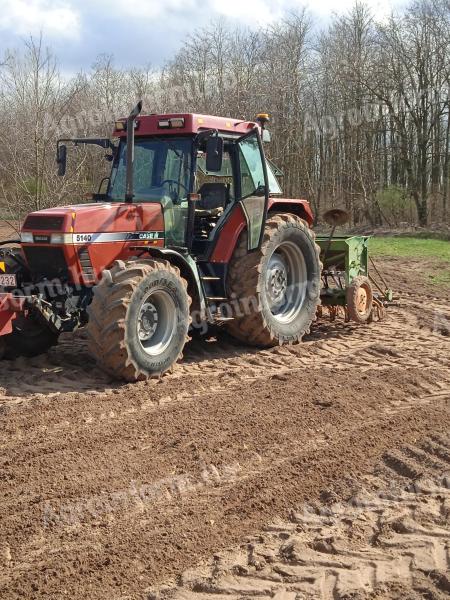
[56,108,282,257]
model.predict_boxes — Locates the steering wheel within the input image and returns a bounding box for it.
[160,179,189,195]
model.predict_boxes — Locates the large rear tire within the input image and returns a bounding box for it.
[87,258,191,382]
[226,213,321,346]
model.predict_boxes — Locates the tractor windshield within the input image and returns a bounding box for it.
[108,137,192,203]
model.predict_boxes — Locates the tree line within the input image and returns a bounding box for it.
[0,0,449,228]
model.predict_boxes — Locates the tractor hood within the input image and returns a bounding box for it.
[21,203,164,236]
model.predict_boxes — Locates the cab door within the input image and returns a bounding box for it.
[235,128,269,250]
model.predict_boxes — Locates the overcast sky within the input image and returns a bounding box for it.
[0,0,403,72]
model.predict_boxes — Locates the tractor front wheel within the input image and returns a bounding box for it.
[226,213,321,346]
[87,258,191,382]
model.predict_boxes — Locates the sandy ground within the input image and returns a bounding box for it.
[0,226,449,599]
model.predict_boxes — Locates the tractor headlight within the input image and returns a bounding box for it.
[50,233,64,244]
[20,232,34,243]
[158,117,185,129]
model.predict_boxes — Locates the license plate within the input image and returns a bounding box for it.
[0,274,17,287]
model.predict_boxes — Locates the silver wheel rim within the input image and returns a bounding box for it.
[137,290,177,356]
[265,241,307,323]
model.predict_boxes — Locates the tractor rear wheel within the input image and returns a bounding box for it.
[87,258,191,382]
[226,213,321,346]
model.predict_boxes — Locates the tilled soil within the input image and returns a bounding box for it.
[0,256,449,600]
[156,433,450,600]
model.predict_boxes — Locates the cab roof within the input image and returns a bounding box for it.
[113,113,259,138]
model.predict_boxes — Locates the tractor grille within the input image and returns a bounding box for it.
[78,247,96,282]
[23,246,69,281]
[23,215,65,230]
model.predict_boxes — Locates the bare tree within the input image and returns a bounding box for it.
[0,36,87,222]
[0,1,449,228]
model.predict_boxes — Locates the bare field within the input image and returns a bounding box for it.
[0,238,449,600]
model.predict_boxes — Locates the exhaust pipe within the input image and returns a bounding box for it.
[125,100,143,203]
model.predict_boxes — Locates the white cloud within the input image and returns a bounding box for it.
[208,0,397,27]
[211,0,288,23]
[0,0,403,69]
[0,0,80,39]
[91,0,198,20]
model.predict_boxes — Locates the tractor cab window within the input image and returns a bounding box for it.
[235,130,271,250]
[190,145,235,251]
[195,149,234,211]
[108,137,192,247]
[108,137,192,203]
[237,135,282,197]
[237,135,266,199]
[266,160,283,195]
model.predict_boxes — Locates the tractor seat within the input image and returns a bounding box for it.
[197,183,228,211]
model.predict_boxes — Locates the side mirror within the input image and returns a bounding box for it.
[205,135,223,172]
[56,144,67,176]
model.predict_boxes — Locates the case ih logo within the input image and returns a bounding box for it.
[136,232,161,240]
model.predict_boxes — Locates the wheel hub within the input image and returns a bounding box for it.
[265,243,308,324]
[136,290,177,356]
[267,255,288,309]
[356,288,369,313]
[138,302,159,341]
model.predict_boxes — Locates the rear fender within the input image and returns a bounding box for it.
[268,199,314,226]
[210,198,314,263]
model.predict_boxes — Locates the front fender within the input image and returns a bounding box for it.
[130,247,207,320]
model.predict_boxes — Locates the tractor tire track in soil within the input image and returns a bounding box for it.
[0,257,449,600]
[0,297,449,406]
[155,434,450,600]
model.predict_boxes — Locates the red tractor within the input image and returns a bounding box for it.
[0,103,321,381]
